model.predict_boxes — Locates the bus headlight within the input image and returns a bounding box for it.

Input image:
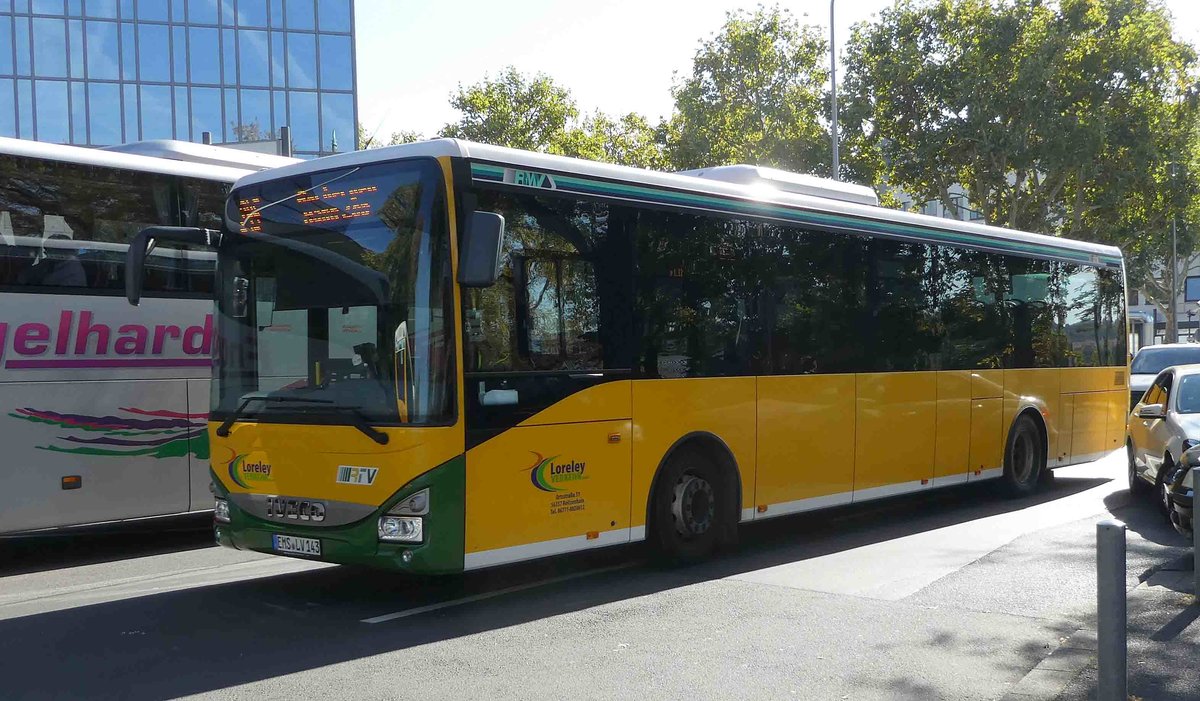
[214,498,231,523]
[378,516,423,542]
[391,488,429,515]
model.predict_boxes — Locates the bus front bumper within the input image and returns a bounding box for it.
[211,455,466,574]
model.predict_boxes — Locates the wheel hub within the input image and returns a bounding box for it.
[671,474,715,538]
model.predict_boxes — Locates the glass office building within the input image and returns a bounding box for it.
[0,0,356,157]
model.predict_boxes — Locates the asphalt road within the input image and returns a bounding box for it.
[0,452,1192,701]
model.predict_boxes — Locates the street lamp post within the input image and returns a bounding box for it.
[829,1,839,181]
[1171,162,1179,343]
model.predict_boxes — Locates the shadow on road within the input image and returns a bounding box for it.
[0,473,1119,700]
[0,514,215,577]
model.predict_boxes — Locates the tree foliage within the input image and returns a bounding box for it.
[438,67,667,169]
[357,123,422,150]
[667,6,831,173]
[439,67,579,152]
[842,0,1200,337]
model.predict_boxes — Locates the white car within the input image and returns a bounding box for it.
[1129,343,1200,409]
[1127,363,1200,514]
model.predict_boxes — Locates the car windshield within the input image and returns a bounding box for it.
[1130,347,1200,375]
[211,158,455,427]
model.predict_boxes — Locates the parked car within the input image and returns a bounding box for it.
[1127,364,1200,516]
[1129,343,1200,409]
[1170,446,1197,537]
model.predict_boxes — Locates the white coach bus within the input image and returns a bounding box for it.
[0,136,294,533]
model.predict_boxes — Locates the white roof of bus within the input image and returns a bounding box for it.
[102,140,299,171]
[232,138,1123,263]
[0,136,264,182]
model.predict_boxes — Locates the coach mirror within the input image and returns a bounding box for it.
[125,226,221,306]
[458,211,506,288]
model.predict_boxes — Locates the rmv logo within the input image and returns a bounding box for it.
[505,169,557,189]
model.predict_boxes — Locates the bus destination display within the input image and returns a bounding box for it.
[238,183,381,233]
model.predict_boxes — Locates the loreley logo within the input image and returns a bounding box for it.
[523,452,587,493]
[0,310,212,370]
[224,448,273,488]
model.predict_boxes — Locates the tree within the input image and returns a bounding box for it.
[438,67,668,170]
[357,123,422,150]
[439,67,578,152]
[666,5,831,174]
[842,0,1200,339]
[558,112,668,170]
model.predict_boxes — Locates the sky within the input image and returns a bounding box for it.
[354,0,1200,144]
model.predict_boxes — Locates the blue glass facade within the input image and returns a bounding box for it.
[0,0,357,156]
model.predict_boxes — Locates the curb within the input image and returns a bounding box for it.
[1000,628,1096,701]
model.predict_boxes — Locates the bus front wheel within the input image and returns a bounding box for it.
[649,447,729,564]
[1002,414,1045,497]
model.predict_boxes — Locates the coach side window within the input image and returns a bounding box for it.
[863,238,940,372]
[1055,264,1125,367]
[935,247,1012,370]
[751,224,868,375]
[636,210,758,378]
[0,153,214,295]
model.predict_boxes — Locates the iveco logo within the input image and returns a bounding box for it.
[265,496,326,522]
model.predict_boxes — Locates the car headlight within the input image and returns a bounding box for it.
[378,516,423,542]
[214,498,231,523]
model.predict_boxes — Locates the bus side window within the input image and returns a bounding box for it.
[518,253,600,370]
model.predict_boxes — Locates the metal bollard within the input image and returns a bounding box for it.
[1097,520,1127,701]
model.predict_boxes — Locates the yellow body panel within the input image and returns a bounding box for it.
[854,372,937,489]
[755,374,856,506]
[464,418,632,554]
[630,378,757,527]
[934,372,972,481]
[970,398,1004,474]
[1070,391,1110,461]
[518,380,632,426]
[1056,394,1075,465]
[210,422,463,506]
[971,370,1004,399]
[1106,389,1127,453]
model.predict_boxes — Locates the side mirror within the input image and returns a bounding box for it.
[1137,403,1166,420]
[457,211,505,288]
[126,226,221,306]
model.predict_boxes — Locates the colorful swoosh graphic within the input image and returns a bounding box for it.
[9,407,209,459]
[523,451,563,493]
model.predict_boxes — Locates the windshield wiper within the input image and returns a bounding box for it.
[215,393,390,445]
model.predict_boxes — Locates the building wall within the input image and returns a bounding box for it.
[0,0,356,157]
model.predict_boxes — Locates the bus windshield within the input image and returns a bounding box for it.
[213,158,454,427]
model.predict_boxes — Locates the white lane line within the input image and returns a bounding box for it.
[361,563,634,624]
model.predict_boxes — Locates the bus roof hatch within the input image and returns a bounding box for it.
[677,164,879,206]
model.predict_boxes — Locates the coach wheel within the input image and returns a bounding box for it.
[1002,414,1045,497]
[650,447,727,563]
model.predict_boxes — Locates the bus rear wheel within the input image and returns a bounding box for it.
[650,447,728,564]
[1002,414,1045,497]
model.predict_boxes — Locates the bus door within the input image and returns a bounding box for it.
[460,191,634,568]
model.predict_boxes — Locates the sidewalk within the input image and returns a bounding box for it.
[1005,552,1199,700]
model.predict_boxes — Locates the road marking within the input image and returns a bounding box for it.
[360,563,634,624]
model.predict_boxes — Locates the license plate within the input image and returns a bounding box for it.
[272,534,321,557]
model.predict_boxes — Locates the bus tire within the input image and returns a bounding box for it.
[649,446,728,564]
[1002,414,1045,497]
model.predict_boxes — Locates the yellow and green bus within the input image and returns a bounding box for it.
[124,140,1128,572]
